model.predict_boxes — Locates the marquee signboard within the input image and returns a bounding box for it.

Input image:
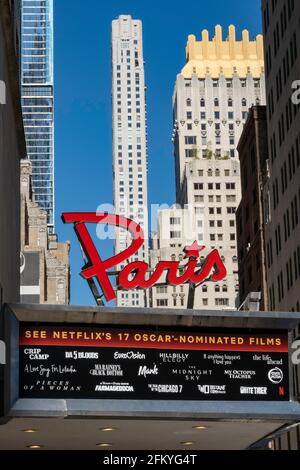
[19,325,290,401]
[61,213,227,302]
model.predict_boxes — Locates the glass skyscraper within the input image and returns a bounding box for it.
[21,0,54,230]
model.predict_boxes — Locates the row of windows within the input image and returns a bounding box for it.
[117,143,142,150]
[118,160,143,167]
[25,133,52,140]
[156,298,185,307]
[194,195,237,204]
[195,97,248,108]
[269,245,300,309]
[273,139,300,209]
[23,118,52,125]
[116,121,143,129]
[170,231,235,243]
[202,284,229,293]
[265,0,295,79]
[268,32,298,116]
[22,77,50,84]
[276,97,300,150]
[194,182,236,191]
[184,111,246,123]
[209,233,236,242]
[268,189,300,269]
[116,93,141,101]
[280,138,300,196]
[185,148,236,159]
[22,89,52,98]
[186,79,260,90]
[156,286,185,294]
[195,169,233,177]
[188,123,235,132]
[195,219,235,229]
[185,134,236,146]
[156,298,230,307]
[265,0,295,48]
[119,200,145,208]
[22,97,52,106]
[186,135,236,146]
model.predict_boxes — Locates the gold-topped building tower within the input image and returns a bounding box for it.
[150,26,266,312]
[183,25,264,79]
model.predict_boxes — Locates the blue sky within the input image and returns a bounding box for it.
[54,0,262,306]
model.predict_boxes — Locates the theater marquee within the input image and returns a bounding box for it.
[19,325,289,401]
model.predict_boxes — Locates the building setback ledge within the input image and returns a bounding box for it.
[10,398,300,422]
[7,303,300,330]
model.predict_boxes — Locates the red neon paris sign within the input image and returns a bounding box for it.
[62,212,227,302]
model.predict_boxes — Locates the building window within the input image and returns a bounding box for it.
[170,231,181,238]
[185,148,198,158]
[215,298,229,306]
[185,136,197,145]
[156,286,167,294]
[157,299,168,307]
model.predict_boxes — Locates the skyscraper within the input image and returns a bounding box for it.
[20,0,54,230]
[111,15,149,307]
[170,25,265,309]
[262,0,300,312]
[259,0,300,451]
[236,105,269,311]
[0,0,26,305]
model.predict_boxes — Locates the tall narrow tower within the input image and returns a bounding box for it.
[20,0,54,231]
[111,15,149,307]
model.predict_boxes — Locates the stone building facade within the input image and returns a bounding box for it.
[20,159,70,304]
